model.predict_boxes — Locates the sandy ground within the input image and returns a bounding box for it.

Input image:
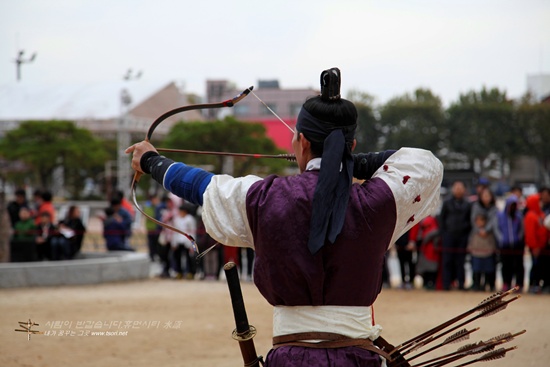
[1,275,549,367]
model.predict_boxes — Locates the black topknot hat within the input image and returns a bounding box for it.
[320,67,341,101]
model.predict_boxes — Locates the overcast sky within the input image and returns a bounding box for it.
[1,0,549,106]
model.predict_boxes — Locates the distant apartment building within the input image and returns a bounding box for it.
[207,79,318,151]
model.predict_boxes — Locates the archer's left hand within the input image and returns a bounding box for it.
[125,140,158,174]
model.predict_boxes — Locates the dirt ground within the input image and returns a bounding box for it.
[1,276,549,367]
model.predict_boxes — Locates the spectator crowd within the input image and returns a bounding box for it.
[388,181,550,294]
[5,182,550,294]
[7,188,86,262]
[141,192,253,281]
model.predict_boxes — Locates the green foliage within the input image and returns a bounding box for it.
[0,120,108,197]
[347,90,381,152]
[379,88,446,152]
[515,99,550,177]
[446,88,517,164]
[1,86,549,198]
[160,117,292,176]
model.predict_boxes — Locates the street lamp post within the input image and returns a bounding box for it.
[14,50,36,82]
[117,89,132,197]
[116,69,142,199]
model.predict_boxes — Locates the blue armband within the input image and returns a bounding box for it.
[163,163,214,206]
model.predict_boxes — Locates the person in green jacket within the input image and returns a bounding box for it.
[11,207,38,262]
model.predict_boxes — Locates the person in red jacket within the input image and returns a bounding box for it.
[409,215,441,290]
[524,193,550,294]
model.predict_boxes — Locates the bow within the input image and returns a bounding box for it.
[131,86,254,257]
[153,88,298,161]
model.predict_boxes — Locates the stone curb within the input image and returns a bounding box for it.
[0,252,150,288]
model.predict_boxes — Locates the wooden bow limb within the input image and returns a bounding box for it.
[130,87,254,256]
[390,287,519,356]
[145,87,253,141]
[132,86,253,182]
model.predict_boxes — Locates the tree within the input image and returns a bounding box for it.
[515,97,550,185]
[378,88,446,153]
[160,117,292,177]
[0,192,9,262]
[0,120,108,198]
[347,90,381,152]
[446,88,517,177]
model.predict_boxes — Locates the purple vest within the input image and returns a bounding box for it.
[246,171,396,307]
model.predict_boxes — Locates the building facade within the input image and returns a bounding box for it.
[0,81,204,140]
[207,79,318,151]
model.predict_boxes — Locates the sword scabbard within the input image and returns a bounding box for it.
[224,262,262,367]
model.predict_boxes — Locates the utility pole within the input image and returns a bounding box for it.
[116,69,142,199]
[14,50,36,82]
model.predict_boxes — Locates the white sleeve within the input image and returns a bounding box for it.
[372,147,443,248]
[201,174,263,249]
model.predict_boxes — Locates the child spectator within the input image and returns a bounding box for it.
[468,213,497,291]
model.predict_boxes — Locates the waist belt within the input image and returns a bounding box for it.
[272,331,391,360]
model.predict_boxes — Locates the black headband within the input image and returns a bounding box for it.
[296,108,356,144]
[296,107,356,254]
